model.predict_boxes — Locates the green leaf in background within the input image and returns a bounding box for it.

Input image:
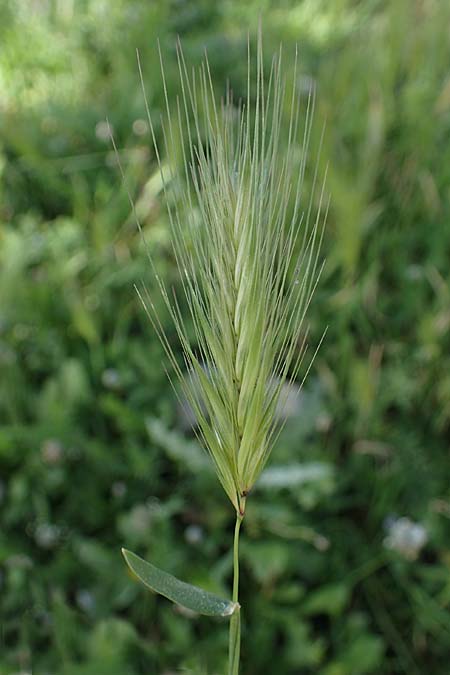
[145,416,210,473]
[257,462,333,489]
[122,549,238,617]
[302,583,351,617]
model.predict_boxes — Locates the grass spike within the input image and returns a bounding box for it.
[116,32,328,675]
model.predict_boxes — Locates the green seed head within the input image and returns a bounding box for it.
[135,30,327,514]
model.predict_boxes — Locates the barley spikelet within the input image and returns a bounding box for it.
[129,30,327,514]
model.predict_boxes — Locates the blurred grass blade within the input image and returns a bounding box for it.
[122,548,238,617]
[258,462,333,489]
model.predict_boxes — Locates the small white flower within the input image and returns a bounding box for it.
[384,516,428,560]
[95,119,111,142]
[76,589,96,614]
[184,524,204,545]
[35,523,60,549]
[132,118,149,136]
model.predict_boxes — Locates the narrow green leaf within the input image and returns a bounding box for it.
[122,548,238,617]
[257,462,333,489]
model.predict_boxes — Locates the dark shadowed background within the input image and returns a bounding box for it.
[1,1,449,673]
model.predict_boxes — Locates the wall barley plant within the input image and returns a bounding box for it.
[118,27,328,675]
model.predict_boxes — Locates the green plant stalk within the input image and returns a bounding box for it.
[126,33,326,673]
[228,507,244,674]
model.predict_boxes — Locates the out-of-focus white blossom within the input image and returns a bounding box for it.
[383,516,428,560]
[184,524,204,546]
[95,120,111,141]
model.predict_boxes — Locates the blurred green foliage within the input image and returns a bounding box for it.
[1,0,450,673]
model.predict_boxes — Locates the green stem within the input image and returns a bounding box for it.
[228,509,243,675]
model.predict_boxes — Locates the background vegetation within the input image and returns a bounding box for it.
[1,1,449,673]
